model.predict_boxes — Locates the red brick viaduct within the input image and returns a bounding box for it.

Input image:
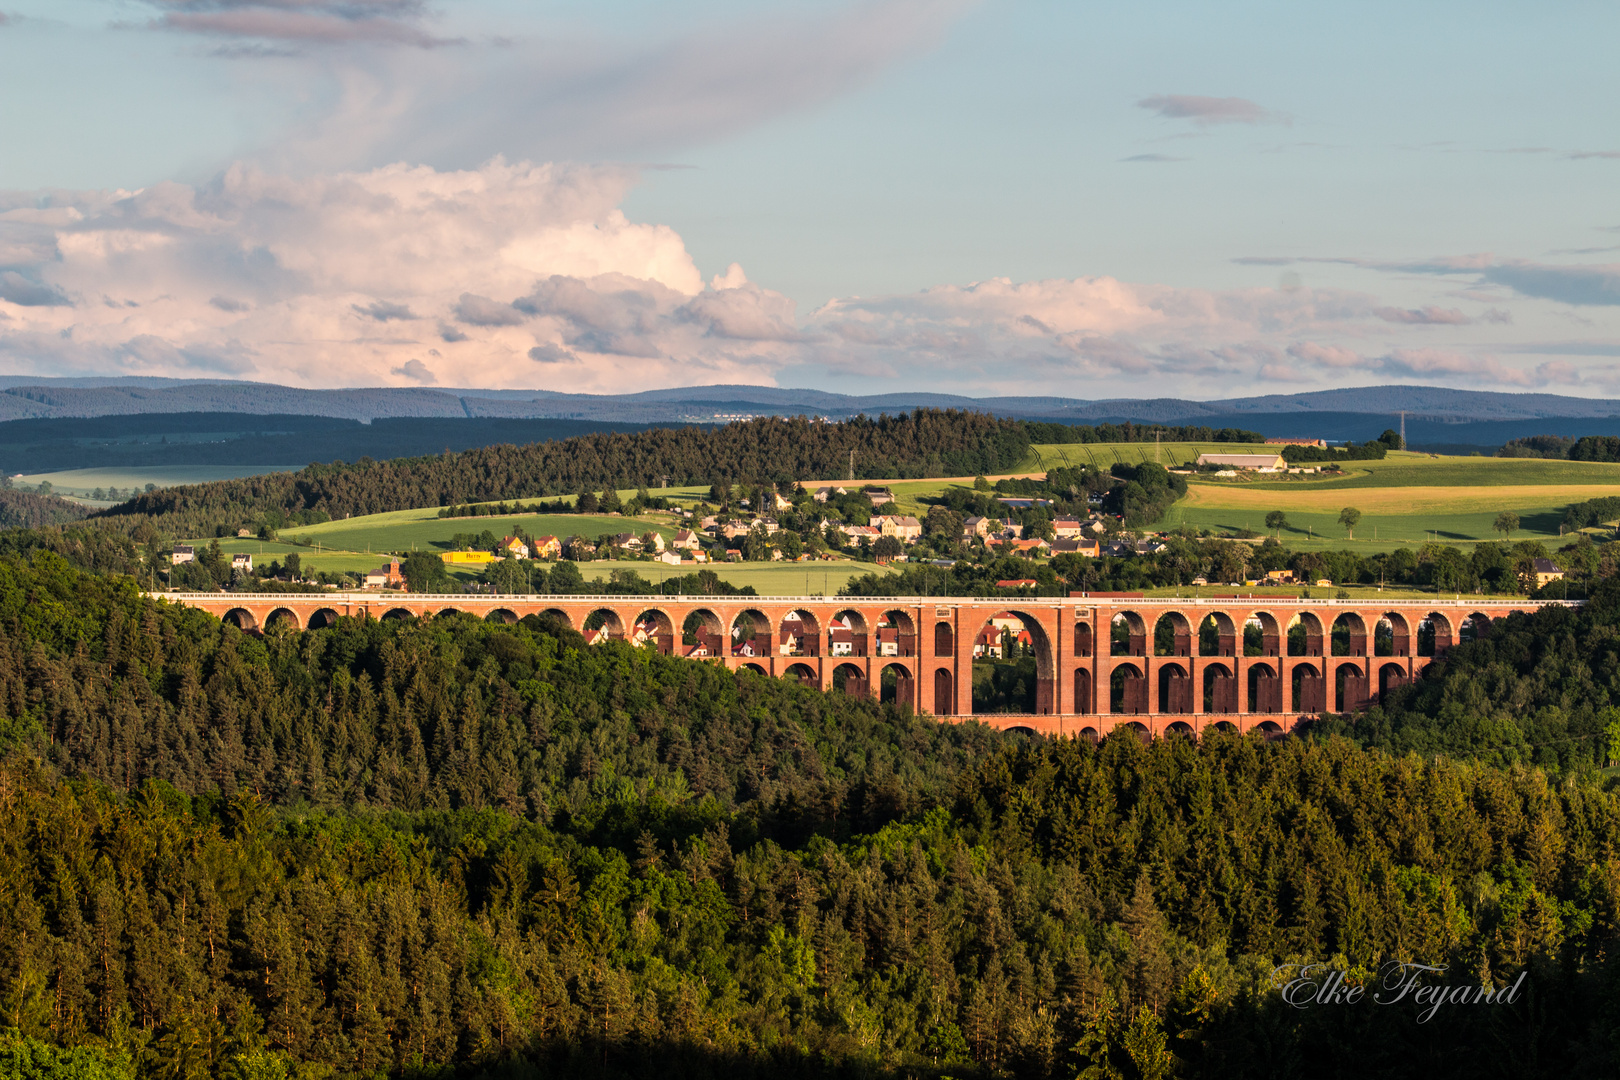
[155,591,1562,739]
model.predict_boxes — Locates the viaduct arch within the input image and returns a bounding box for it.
[155,590,1562,739]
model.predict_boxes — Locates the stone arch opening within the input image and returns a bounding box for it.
[1212,720,1239,734]
[265,608,299,632]
[682,609,724,657]
[539,608,573,628]
[631,609,675,653]
[783,662,819,688]
[877,610,917,656]
[1460,612,1492,643]
[1073,620,1093,657]
[730,608,771,657]
[1153,612,1192,656]
[739,661,768,676]
[1110,662,1147,714]
[829,609,870,657]
[1417,611,1452,657]
[833,662,868,697]
[1245,611,1282,656]
[1203,661,1238,713]
[1078,725,1100,745]
[972,611,1055,715]
[1292,662,1326,712]
[1247,661,1281,713]
[1335,661,1369,712]
[583,608,625,644]
[1287,612,1325,657]
[306,608,339,630]
[1376,612,1411,657]
[485,608,519,625]
[934,620,954,657]
[223,608,259,631]
[1330,612,1368,657]
[1165,721,1196,739]
[1256,719,1283,737]
[1379,661,1409,698]
[879,662,914,708]
[1158,661,1193,713]
[434,606,466,620]
[1199,612,1237,656]
[1110,611,1148,656]
[933,667,953,713]
[381,608,415,622]
[780,609,822,657]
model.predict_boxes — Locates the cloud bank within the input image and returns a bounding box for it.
[0,160,1609,395]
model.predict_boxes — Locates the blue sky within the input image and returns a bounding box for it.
[1,0,1617,397]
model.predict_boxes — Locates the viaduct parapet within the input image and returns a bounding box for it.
[152,591,1559,739]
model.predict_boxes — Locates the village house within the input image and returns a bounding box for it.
[872,514,924,543]
[1531,558,1565,588]
[773,492,794,511]
[231,553,253,572]
[532,535,562,559]
[171,544,195,565]
[1049,538,1101,557]
[722,521,752,542]
[841,524,883,545]
[996,578,1038,589]
[363,558,405,589]
[671,528,701,551]
[864,487,896,507]
[613,532,643,551]
[962,515,992,539]
[1052,518,1084,539]
[810,485,848,502]
[500,536,530,559]
[642,531,666,553]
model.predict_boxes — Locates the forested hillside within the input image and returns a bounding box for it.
[0,552,1615,1077]
[1310,581,1620,770]
[0,488,91,530]
[92,410,1030,535]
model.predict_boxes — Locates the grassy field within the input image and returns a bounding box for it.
[277,510,683,555]
[1020,441,1273,471]
[17,465,304,497]
[1161,451,1620,552]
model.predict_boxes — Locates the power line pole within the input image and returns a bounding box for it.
[848,448,855,482]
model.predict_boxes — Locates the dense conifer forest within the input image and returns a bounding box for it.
[0,552,1617,1077]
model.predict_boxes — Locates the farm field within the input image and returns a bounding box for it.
[19,465,303,499]
[1021,441,1272,471]
[276,510,682,555]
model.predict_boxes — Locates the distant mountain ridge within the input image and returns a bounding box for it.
[0,378,1615,424]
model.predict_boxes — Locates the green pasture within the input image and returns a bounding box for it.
[1021,441,1274,471]
[18,465,302,497]
[276,511,681,555]
[1161,502,1591,554]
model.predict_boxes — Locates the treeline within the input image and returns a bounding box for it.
[1023,421,1264,444]
[2,731,1617,1078]
[1496,433,1620,462]
[1564,494,1620,530]
[90,411,1031,536]
[1280,430,1400,462]
[1310,576,1620,772]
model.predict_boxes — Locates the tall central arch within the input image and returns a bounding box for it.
[970,609,1055,715]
